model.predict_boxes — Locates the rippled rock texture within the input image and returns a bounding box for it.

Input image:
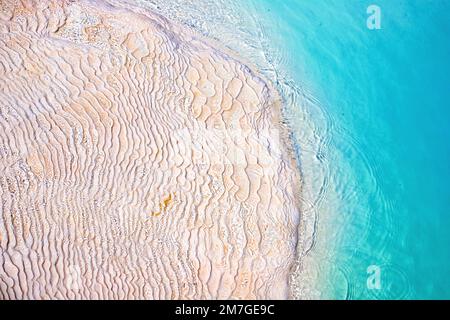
[0,0,300,299]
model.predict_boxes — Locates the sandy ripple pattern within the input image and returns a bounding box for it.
[0,0,301,299]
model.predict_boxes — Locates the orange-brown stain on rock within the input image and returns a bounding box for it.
[151,193,175,217]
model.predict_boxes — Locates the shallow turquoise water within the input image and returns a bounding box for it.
[250,0,450,299]
[145,0,450,299]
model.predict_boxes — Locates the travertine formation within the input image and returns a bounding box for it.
[0,0,301,299]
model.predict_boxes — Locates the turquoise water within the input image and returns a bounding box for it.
[146,0,450,299]
[250,0,450,299]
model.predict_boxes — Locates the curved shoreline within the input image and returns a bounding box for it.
[112,0,307,299]
[0,0,302,299]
